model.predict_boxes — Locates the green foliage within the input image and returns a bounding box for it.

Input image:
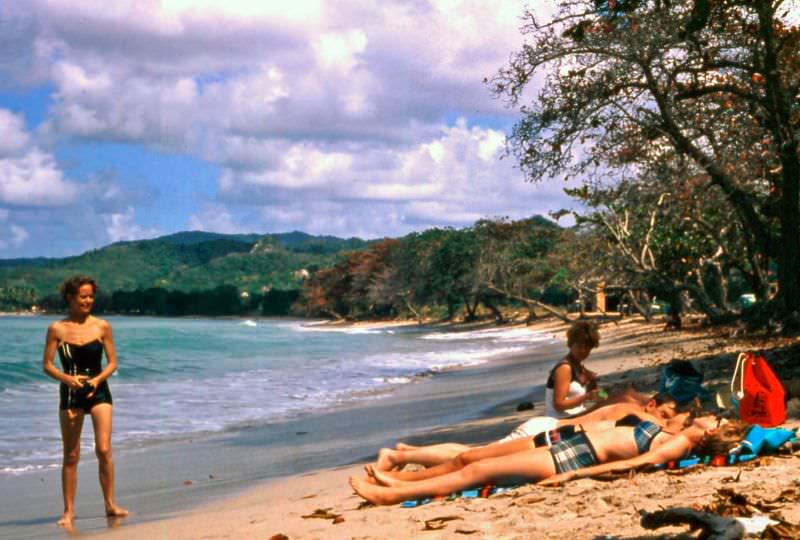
[298,216,574,321]
[492,0,800,325]
[0,232,363,314]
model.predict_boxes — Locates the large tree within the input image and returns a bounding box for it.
[492,0,800,326]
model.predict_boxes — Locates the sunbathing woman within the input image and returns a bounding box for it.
[351,416,748,506]
[375,393,678,471]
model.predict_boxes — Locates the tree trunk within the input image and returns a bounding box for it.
[463,294,479,321]
[481,296,505,324]
[756,0,800,320]
[628,290,653,322]
[776,147,800,319]
[486,284,570,322]
[526,306,538,325]
[401,295,424,323]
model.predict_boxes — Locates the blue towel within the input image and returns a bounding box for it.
[738,425,797,456]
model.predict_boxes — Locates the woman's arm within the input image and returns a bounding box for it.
[88,319,118,392]
[552,364,596,412]
[538,433,694,486]
[42,324,83,388]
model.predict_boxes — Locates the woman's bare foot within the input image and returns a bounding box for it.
[349,476,399,506]
[395,442,416,450]
[105,504,129,518]
[371,467,410,487]
[57,511,75,528]
[375,448,401,471]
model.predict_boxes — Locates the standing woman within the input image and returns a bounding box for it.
[42,276,128,527]
[545,321,601,418]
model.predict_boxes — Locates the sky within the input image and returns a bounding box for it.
[0,0,574,258]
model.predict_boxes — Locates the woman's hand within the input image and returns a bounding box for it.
[66,375,86,390]
[583,388,603,403]
[84,378,98,398]
[538,471,577,486]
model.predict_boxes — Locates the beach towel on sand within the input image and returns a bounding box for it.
[657,425,798,470]
[736,425,797,457]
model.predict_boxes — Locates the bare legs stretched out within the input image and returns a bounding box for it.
[351,446,556,506]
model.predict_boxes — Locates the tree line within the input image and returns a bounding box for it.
[32,286,300,317]
[297,216,589,322]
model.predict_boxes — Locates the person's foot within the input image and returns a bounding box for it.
[105,504,129,519]
[349,476,398,506]
[57,511,74,528]
[371,467,409,487]
[395,442,416,450]
[375,448,401,471]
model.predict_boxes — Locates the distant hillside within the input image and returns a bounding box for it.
[129,231,264,246]
[0,231,370,300]
[0,257,52,269]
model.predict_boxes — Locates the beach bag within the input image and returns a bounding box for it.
[731,351,786,427]
[659,360,708,405]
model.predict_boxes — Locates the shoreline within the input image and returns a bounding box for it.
[0,318,566,539]
[85,315,800,539]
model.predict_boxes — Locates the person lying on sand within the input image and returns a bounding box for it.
[351,415,747,506]
[375,393,679,471]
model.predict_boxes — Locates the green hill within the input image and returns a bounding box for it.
[0,231,370,303]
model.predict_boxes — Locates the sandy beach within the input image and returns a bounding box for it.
[70,315,800,540]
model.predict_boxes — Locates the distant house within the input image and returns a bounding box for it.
[293,269,310,280]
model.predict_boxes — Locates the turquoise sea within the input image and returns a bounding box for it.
[0,315,551,477]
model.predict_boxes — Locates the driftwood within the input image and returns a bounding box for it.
[640,507,745,540]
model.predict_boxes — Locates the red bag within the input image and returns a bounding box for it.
[731,352,786,427]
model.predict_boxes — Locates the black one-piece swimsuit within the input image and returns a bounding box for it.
[58,340,113,412]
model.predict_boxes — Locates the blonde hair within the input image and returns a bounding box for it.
[566,321,600,349]
[693,420,751,456]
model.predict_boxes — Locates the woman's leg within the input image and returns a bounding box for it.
[58,409,85,527]
[376,442,473,471]
[377,437,535,482]
[89,404,128,518]
[351,447,556,506]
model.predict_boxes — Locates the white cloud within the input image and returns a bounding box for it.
[0,107,164,256]
[1,0,576,256]
[102,206,160,242]
[0,111,32,157]
[200,118,570,237]
[313,30,367,72]
[0,148,78,207]
[186,202,245,234]
[10,225,29,246]
[21,0,528,149]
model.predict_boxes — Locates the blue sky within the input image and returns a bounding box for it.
[0,0,573,258]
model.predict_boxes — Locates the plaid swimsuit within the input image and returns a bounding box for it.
[549,419,662,474]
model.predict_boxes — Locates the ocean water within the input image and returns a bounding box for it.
[0,316,553,477]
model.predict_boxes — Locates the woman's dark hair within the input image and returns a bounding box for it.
[693,419,751,456]
[566,321,600,349]
[650,392,676,406]
[60,275,97,303]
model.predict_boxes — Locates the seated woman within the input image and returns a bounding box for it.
[351,416,748,506]
[545,320,602,419]
[375,393,678,471]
